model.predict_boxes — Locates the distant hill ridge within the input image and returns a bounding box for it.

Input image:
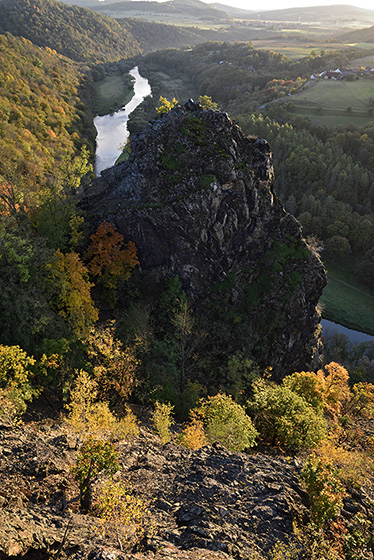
[245,4,374,24]
[0,0,228,62]
[338,24,374,43]
[94,0,228,20]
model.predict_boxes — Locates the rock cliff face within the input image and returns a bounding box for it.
[81,100,326,378]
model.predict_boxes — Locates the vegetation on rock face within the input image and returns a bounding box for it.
[249,380,327,451]
[302,453,346,527]
[0,345,37,424]
[95,479,153,552]
[152,401,174,444]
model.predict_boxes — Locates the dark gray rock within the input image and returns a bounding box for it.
[80,101,326,378]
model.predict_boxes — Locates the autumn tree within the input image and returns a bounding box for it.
[65,369,117,445]
[199,95,218,110]
[85,321,139,406]
[46,249,98,338]
[0,344,36,424]
[319,362,350,418]
[84,221,138,306]
[73,437,119,511]
[156,96,179,115]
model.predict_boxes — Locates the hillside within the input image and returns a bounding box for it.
[94,0,228,21]
[0,0,141,63]
[249,4,374,26]
[338,25,374,43]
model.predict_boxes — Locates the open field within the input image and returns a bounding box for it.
[284,78,374,126]
[94,73,134,116]
[321,257,374,335]
[251,39,347,59]
[352,52,374,66]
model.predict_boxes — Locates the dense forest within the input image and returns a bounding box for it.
[0,0,142,63]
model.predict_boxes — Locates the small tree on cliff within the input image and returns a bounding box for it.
[73,437,119,511]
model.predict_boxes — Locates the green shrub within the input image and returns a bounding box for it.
[196,392,258,452]
[249,381,327,451]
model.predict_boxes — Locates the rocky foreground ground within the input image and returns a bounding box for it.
[0,414,372,560]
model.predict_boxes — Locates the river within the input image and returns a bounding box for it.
[94,66,151,176]
[322,318,374,345]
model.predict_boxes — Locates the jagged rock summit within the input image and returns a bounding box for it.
[81,100,326,378]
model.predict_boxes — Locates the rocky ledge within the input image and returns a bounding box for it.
[1,419,372,560]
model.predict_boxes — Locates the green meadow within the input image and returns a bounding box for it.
[321,257,374,335]
[288,78,374,126]
[94,73,134,116]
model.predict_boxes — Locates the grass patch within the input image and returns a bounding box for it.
[287,79,374,126]
[321,256,374,335]
[94,72,134,116]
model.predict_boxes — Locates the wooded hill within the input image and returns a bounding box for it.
[0,0,256,62]
[0,0,142,63]
[338,25,374,43]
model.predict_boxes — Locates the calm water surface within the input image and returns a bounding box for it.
[94,66,151,175]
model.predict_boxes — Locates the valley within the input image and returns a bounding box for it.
[1,1,374,559]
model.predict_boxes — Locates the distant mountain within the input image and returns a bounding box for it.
[248,4,374,25]
[93,0,228,21]
[337,25,374,43]
[0,0,141,63]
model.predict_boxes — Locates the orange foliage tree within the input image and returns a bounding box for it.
[318,362,350,417]
[84,221,138,304]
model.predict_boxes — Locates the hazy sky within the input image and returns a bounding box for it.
[206,0,374,11]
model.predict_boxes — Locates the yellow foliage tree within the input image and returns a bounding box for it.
[0,344,36,424]
[156,96,179,115]
[95,480,154,551]
[46,249,98,338]
[64,369,116,444]
[177,411,207,450]
[318,362,350,417]
[64,370,139,444]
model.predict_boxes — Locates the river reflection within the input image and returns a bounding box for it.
[94,66,151,175]
[322,318,374,345]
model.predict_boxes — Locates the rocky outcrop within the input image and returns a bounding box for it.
[1,419,373,560]
[0,419,308,559]
[80,100,326,378]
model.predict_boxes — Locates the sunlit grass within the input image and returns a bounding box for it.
[321,257,374,335]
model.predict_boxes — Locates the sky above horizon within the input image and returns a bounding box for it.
[205,0,373,11]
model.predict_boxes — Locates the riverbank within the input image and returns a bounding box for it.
[93,64,135,116]
[94,66,151,175]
